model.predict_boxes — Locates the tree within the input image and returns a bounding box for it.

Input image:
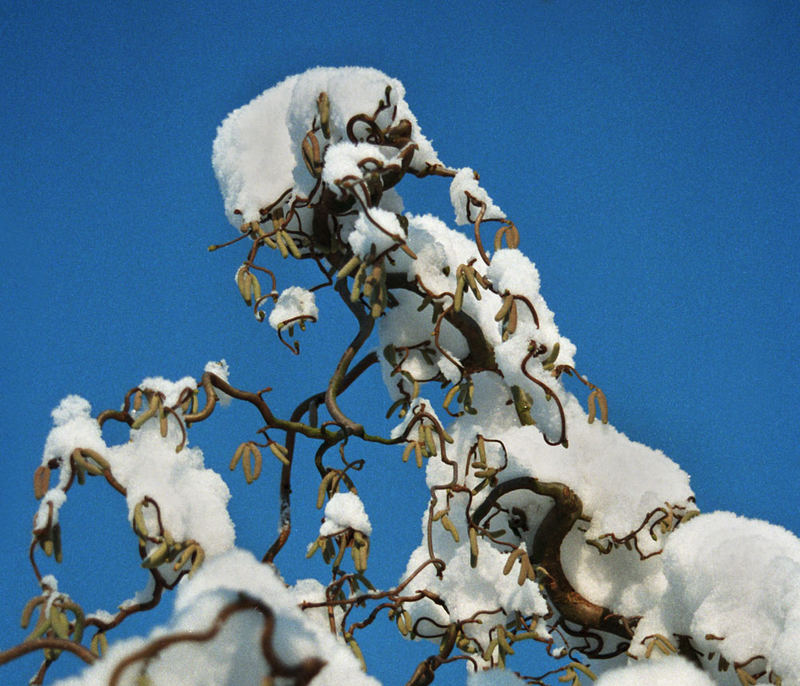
[2,67,799,686]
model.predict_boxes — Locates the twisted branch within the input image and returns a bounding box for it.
[109,594,325,686]
[473,477,637,644]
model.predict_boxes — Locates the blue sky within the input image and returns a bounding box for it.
[1,2,798,684]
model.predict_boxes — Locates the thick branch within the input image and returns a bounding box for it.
[473,477,636,641]
[386,274,497,374]
[443,308,496,373]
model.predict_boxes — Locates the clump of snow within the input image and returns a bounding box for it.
[43,396,106,469]
[53,549,381,686]
[113,428,235,556]
[40,574,58,592]
[485,249,540,299]
[467,668,529,686]
[40,373,236,559]
[204,359,230,383]
[405,212,482,288]
[321,141,386,194]
[399,494,549,662]
[630,511,800,684]
[118,577,157,610]
[212,74,298,225]
[137,375,197,408]
[498,397,694,541]
[268,286,318,330]
[485,248,576,373]
[34,488,67,529]
[347,208,406,259]
[320,492,372,536]
[560,526,668,620]
[450,167,506,226]
[51,395,93,427]
[288,577,345,633]
[594,657,717,686]
[285,66,439,193]
[86,609,116,625]
[213,66,440,226]
[203,360,233,407]
[204,359,232,406]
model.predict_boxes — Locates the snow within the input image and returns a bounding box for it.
[213,66,440,225]
[320,492,372,536]
[398,490,550,656]
[212,73,297,225]
[112,427,235,556]
[594,657,717,686]
[203,359,229,383]
[204,359,232,406]
[118,577,157,610]
[321,141,386,194]
[268,286,318,330]
[40,370,236,560]
[408,537,547,622]
[34,488,67,529]
[284,66,439,185]
[54,550,381,686]
[136,375,197,407]
[405,212,482,289]
[498,398,694,541]
[485,249,539,298]
[467,669,528,686]
[50,395,94,427]
[40,574,58,592]
[86,609,116,625]
[347,207,406,259]
[450,167,506,226]
[44,395,106,467]
[630,511,800,684]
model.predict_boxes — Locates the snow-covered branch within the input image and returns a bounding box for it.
[4,67,798,686]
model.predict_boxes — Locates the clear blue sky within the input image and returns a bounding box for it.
[1,2,798,684]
